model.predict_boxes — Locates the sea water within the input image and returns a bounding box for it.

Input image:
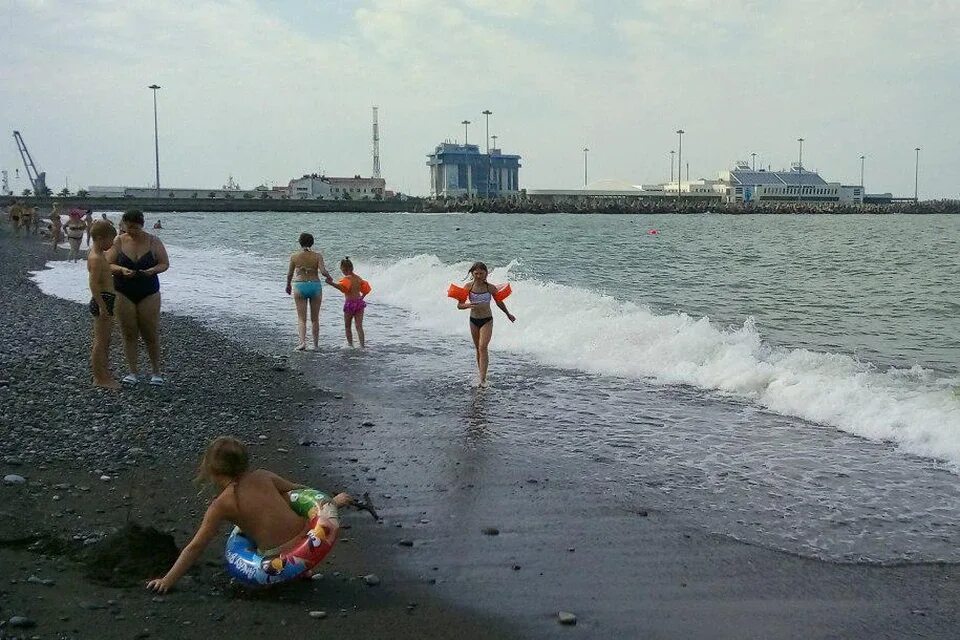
[31,211,960,563]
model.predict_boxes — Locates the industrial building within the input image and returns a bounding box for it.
[288,174,386,200]
[427,143,521,198]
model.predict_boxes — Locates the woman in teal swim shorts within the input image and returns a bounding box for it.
[285,232,332,351]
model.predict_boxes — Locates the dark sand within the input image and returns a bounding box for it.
[3,225,960,639]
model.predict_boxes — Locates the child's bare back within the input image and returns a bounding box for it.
[213,469,309,551]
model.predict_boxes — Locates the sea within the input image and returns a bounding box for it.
[32,211,960,564]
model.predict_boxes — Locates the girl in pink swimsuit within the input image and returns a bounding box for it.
[326,257,370,348]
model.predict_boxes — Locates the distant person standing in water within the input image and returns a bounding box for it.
[153,219,163,230]
[49,207,62,250]
[84,209,94,247]
[285,232,331,351]
[109,210,170,385]
[456,261,515,387]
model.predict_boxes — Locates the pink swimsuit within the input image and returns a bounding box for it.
[343,298,367,315]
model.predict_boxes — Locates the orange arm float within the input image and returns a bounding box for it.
[493,283,512,302]
[447,284,469,303]
[359,280,371,295]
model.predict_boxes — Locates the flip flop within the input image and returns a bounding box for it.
[121,374,139,385]
[148,375,164,386]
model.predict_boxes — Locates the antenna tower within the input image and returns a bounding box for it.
[371,106,381,179]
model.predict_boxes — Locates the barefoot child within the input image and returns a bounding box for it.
[88,220,119,389]
[325,257,370,347]
[146,437,352,593]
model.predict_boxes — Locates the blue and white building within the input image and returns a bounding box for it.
[427,142,521,198]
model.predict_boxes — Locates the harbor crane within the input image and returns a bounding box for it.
[13,131,48,196]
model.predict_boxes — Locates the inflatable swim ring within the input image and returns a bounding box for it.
[339,277,372,296]
[447,283,512,303]
[225,488,339,587]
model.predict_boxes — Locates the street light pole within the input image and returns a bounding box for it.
[797,137,804,202]
[859,154,865,188]
[914,147,921,203]
[149,84,161,198]
[751,152,756,170]
[481,110,492,153]
[583,147,589,187]
[670,150,675,181]
[676,129,684,198]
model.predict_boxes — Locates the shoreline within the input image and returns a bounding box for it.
[5,225,960,638]
[0,228,517,639]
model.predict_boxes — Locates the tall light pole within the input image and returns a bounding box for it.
[751,152,757,170]
[676,129,684,198]
[859,154,865,188]
[670,150,675,181]
[461,120,471,145]
[583,147,589,187]
[148,84,161,198]
[481,110,492,153]
[797,137,804,202]
[914,147,921,203]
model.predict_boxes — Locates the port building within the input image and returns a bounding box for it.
[427,143,521,198]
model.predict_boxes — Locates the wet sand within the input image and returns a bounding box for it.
[3,226,960,639]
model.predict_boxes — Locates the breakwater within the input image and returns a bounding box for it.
[3,194,958,215]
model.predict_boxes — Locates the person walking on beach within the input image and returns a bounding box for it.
[84,209,94,247]
[285,232,331,351]
[49,207,63,250]
[17,205,33,236]
[88,220,119,389]
[65,210,87,262]
[109,210,169,385]
[146,436,352,593]
[456,262,515,387]
[325,257,370,348]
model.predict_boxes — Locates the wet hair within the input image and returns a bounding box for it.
[121,210,145,226]
[90,220,117,241]
[467,261,488,277]
[298,232,314,248]
[196,436,249,484]
[340,257,353,273]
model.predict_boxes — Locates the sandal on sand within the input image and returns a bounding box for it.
[148,375,165,386]
[121,374,139,385]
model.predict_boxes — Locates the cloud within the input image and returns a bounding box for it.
[1,0,956,197]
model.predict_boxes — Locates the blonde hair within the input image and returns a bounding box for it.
[90,220,117,241]
[196,436,249,484]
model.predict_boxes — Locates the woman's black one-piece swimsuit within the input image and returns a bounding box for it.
[114,247,161,304]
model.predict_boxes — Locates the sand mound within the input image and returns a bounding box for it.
[84,523,180,587]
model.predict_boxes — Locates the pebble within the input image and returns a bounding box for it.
[361,420,375,427]
[26,575,55,586]
[558,611,578,625]
[3,474,26,485]
[99,475,111,482]
[8,616,36,628]
[363,574,381,586]
[308,610,327,619]
[310,573,324,580]
[398,539,414,547]
[481,527,500,536]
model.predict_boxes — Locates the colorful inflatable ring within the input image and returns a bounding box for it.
[447,283,512,303]
[339,277,372,296]
[224,488,339,587]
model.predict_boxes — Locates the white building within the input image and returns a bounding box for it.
[288,174,385,200]
[711,161,863,204]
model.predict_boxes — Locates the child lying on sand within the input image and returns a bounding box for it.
[146,437,351,593]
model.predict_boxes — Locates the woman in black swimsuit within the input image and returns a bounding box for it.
[456,262,515,386]
[108,210,170,385]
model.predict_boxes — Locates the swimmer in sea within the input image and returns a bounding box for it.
[456,261,515,387]
[285,232,332,351]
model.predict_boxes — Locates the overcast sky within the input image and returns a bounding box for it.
[2,0,957,197]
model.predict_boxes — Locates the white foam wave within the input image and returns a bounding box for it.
[360,254,960,467]
[30,247,960,467]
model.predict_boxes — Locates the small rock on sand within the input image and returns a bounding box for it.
[398,539,414,547]
[8,615,37,628]
[3,474,26,485]
[308,610,327,619]
[363,574,381,586]
[558,611,578,625]
[481,527,500,536]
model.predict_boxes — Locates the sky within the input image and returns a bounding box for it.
[1,0,958,198]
